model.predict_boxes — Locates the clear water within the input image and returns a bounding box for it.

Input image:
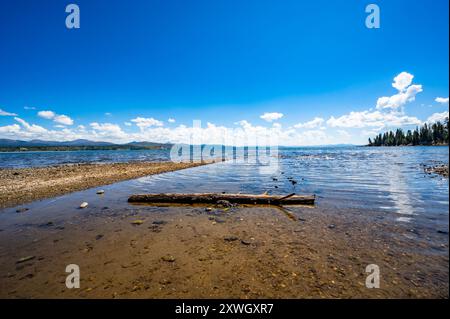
[1,146,448,226]
[0,149,171,168]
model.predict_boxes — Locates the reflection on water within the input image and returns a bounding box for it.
[125,146,448,225]
[0,146,448,227]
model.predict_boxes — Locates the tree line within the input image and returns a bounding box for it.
[368,118,449,146]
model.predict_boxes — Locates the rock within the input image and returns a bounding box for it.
[224,236,239,242]
[328,224,336,229]
[152,220,167,225]
[161,255,176,262]
[241,239,252,245]
[96,190,105,195]
[148,225,161,232]
[205,207,213,212]
[79,202,89,209]
[213,217,226,223]
[16,208,29,213]
[16,256,35,264]
[437,230,449,235]
[217,200,233,207]
[95,234,104,240]
[131,220,144,225]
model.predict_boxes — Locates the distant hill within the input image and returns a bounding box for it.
[0,139,173,151]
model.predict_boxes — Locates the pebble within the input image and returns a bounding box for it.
[95,234,104,240]
[152,220,167,225]
[79,202,89,209]
[224,236,239,242]
[96,190,105,195]
[161,255,176,262]
[328,224,336,229]
[241,239,252,245]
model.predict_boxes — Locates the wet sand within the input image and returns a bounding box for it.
[0,161,210,209]
[0,198,448,298]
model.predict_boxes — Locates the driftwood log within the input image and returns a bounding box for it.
[128,193,315,206]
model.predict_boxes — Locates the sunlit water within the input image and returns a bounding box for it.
[1,146,448,228]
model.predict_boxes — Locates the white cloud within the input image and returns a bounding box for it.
[54,114,74,125]
[0,108,17,116]
[260,112,283,122]
[0,124,21,134]
[131,117,164,131]
[168,118,176,123]
[38,110,56,119]
[14,117,48,133]
[392,72,414,91]
[294,117,324,129]
[327,110,421,128]
[426,111,449,123]
[38,110,73,125]
[376,84,423,110]
[24,106,36,110]
[124,122,132,126]
[376,72,423,110]
[435,97,449,106]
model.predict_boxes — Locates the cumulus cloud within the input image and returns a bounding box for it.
[0,108,17,116]
[37,110,56,119]
[14,117,48,133]
[294,117,324,129]
[131,117,164,131]
[327,110,421,128]
[260,112,283,122]
[168,118,176,123]
[392,72,414,91]
[435,97,449,106]
[375,72,423,110]
[426,111,449,123]
[38,110,73,125]
[0,124,21,134]
[54,115,74,125]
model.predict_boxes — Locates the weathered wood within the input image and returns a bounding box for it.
[128,193,315,206]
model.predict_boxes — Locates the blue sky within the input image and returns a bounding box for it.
[0,0,448,145]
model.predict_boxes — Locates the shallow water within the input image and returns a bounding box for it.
[0,146,448,298]
[1,146,448,227]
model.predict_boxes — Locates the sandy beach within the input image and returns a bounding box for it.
[0,161,209,209]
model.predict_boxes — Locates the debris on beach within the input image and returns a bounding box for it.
[16,256,36,264]
[131,220,144,225]
[128,193,315,206]
[79,202,89,209]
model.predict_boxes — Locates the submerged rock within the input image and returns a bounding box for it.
[79,202,89,209]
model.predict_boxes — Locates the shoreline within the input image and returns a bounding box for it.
[0,161,212,209]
